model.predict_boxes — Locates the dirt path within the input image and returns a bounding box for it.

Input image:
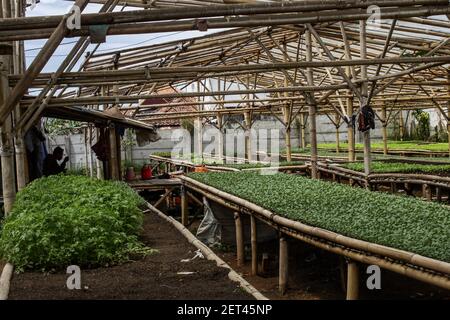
[8,213,253,300]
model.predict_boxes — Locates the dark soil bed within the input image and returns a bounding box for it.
[8,213,253,300]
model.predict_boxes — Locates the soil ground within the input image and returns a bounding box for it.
[8,213,253,300]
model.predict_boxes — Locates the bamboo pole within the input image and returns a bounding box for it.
[399,109,405,141]
[4,0,447,31]
[12,0,26,190]
[108,124,120,180]
[305,29,318,179]
[88,125,94,177]
[300,114,306,149]
[217,113,224,161]
[5,5,450,42]
[244,111,253,162]
[0,0,90,124]
[335,113,340,154]
[346,261,360,300]
[234,211,245,267]
[360,19,372,179]
[382,106,388,155]
[284,106,292,162]
[95,127,104,179]
[0,0,15,212]
[84,127,89,176]
[0,48,14,215]
[250,215,258,276]
[181,185,188,226]
[447,71,450,158]
[279,237,288,295]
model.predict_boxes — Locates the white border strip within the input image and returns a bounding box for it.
[0,263,14,300]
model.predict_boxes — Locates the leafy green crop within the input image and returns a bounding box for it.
[0,175,152,272]
[316,141,448,152]
[210,161,304,170]
[188,172,450,262]
[343,162,450,175]
[151,151,173,158]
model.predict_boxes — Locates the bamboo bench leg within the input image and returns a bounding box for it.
[436,187,442,202]
[234,212,244,267]
[279,237,288,295]
[423,184,432,201]
[390,182,397,194]
[181,186,188,226]
[346,261,360,300]
[251,215,258,276]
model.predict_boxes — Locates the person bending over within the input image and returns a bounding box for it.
[43,147,69,176]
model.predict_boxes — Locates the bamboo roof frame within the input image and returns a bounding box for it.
[2,0,450,132]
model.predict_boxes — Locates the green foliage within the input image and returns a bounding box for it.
[188,172,450,262]
[152,151,173,158]
[343,162,450,174]
[313,141,448,152]
[66,165,88,176]
[122,129,136,149]
[412,110,431,141]
[0,175,152,272]
[44,119,83,137]
[211,161,304,170]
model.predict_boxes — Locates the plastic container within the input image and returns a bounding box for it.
[141,164,153,180]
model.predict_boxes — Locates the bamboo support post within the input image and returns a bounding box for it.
[423,184,432,201]
[346,260,360,300]
[88,126,94,177]
[251,215,258,276]
[181,185,188,226]
[12,1,26,190]
[436,187,442,202]
[14,133,26,190]
[244,111,253,162]
[447,71,450,158]
[347,95,355,161]
[0,37,15,215]
[339,257,347,293]
[0,111,15,215]
[234,211,245,267]
[360,19,372,180]
[305,29,318,179]
[335,113,340,154]
[108,124,120,180]
[195,116,202,159]
[382,106,388,155]
[299,114,306,149]
[399,109,404,141]
[279,236,288,295]
[217,113,224,161]
[84,127,89,176]
[284,106,292,162]
[96,128,103,180]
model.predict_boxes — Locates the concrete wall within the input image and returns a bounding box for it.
[46,116,384,169]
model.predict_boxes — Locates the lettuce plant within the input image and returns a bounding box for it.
[0,175,152,272]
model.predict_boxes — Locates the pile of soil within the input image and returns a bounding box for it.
[8,213,253,300]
